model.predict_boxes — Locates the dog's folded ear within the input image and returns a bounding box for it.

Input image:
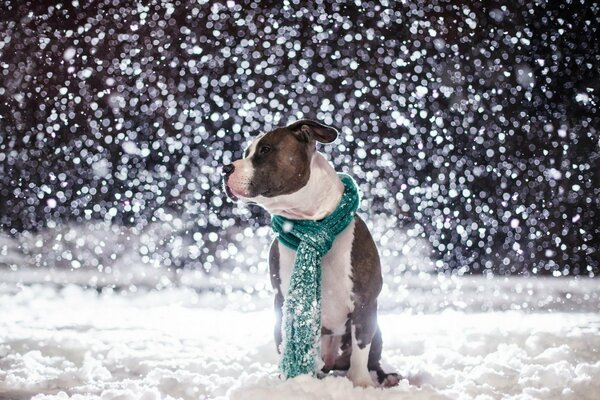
[288,119,338,144]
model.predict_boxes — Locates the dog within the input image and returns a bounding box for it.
[223,119,399,388]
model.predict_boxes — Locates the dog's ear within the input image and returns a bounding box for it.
[288,119,338,144]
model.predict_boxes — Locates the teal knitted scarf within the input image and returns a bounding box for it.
[271,173,360,379]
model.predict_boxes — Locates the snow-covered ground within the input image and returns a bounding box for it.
[1,276,599,400]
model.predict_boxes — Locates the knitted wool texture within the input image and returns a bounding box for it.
[271,173,360,379]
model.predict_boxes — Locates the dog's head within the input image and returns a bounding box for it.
[222,119,338,204]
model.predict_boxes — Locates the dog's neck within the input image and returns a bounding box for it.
[256,152,344,220]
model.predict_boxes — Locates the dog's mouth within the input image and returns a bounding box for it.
[223,178,264,205]
[223,182,240,201]
[224,181,259,204]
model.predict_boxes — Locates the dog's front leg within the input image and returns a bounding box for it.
[273,291,283,353]
[269,240,284,353]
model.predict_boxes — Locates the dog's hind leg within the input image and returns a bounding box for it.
[368,327,401,387]
[346,300,378,387]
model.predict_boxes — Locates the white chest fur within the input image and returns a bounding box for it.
[277,219,356,335]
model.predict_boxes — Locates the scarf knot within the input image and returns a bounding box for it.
[274,224,336,255]
[304,231,336,255]
[271,173,360,379]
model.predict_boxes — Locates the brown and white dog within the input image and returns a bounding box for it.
[223,119,399,387]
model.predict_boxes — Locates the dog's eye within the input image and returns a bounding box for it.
[259,144,271,155]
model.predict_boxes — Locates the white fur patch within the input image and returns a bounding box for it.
[227,133,266,197]
[346,324,375,387]
[244,132,266,158]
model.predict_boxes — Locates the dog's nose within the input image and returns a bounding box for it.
[222,164,235,175]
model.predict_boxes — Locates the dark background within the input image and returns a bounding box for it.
[1,0,599,277]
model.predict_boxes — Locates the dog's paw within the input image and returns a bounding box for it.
[316,370,329,380]
[380,372,401,388]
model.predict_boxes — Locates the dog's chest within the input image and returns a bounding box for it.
[277,219,356,335]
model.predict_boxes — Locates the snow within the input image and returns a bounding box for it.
[1,277,599,400]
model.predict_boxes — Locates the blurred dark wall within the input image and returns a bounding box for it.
[0,0,599,276]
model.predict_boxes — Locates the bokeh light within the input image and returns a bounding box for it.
[0,0,598,280]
